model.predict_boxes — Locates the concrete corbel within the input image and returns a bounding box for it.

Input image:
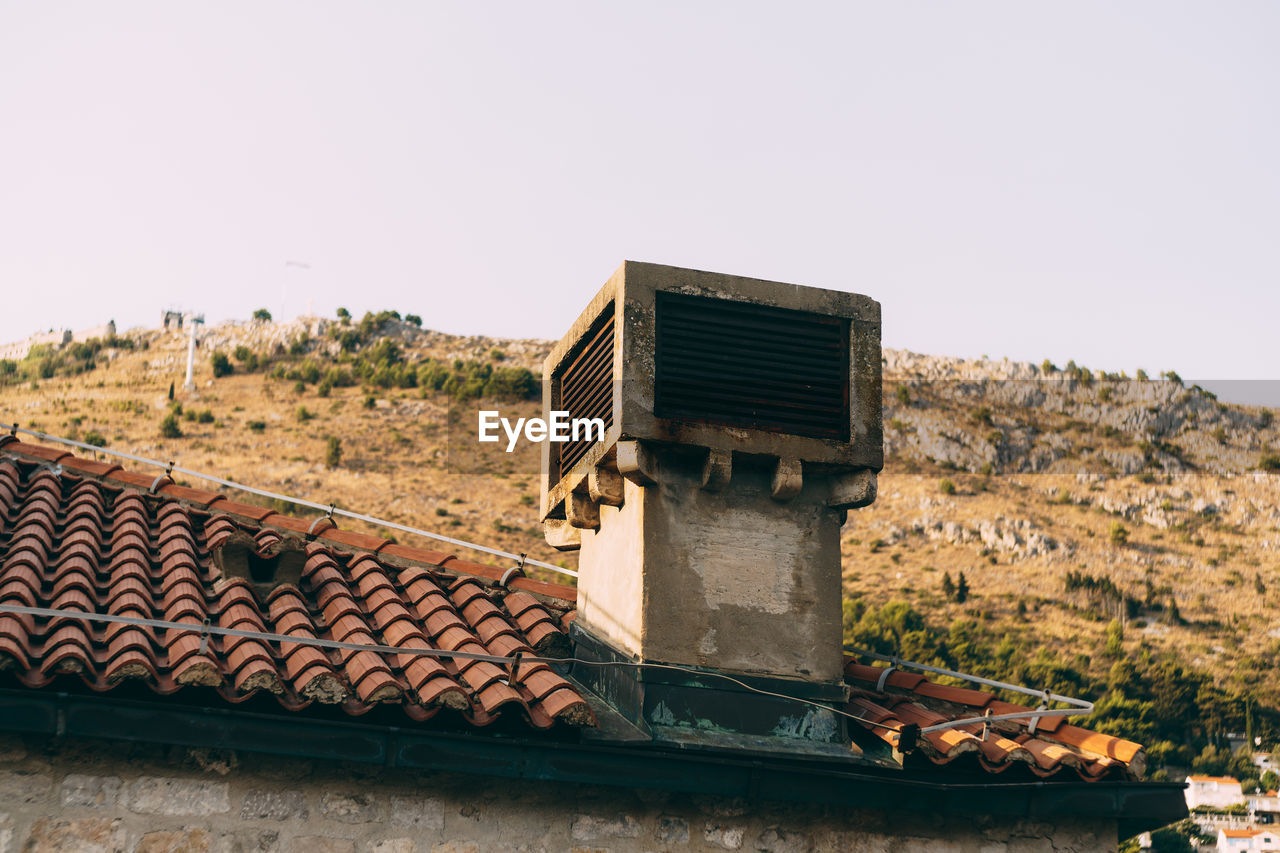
[566,492,601,530]
[543,518,582,551]
[588,465,625,506]
[829,469,877,509]
[700,448,732,492]
[770,457,803,501]
[616,440,657,486]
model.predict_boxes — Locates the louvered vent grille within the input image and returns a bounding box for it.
[654,292,849,440]
[556,304,615,479]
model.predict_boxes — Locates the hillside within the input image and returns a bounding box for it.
[2,310,1278,782]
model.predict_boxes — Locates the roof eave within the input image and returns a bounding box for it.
[0,685,1188,837]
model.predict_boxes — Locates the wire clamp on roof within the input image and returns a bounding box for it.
[510,650,525,683]
[307,509,336,537]
[496,554,527,589]
[1027,690,1051,735]
[897,722,919,754]
[875,664,896,693]
[197,617,212,655]
[150,462,176,494]
[981,706,993,742]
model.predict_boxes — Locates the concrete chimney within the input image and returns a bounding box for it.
[542,262,882,751]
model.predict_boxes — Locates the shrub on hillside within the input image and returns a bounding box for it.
[233,345,260,371]
[159,413,182,439]
[210,352,233,377]
[1109,522,1129,545]
[324,436,342,468]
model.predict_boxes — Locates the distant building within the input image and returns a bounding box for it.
[1189,775,1246,809]
[1219,827,1280,851]
[1250,791,1280,823]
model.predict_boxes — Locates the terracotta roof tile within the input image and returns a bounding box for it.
[0,441,588,732]
[844,656,1146,781]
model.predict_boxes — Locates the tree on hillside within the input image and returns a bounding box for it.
[955,572,970,604]
[324,436,343,468]
[210,352,233,378]
[252,308,272,322]
[1105,620,1124,658]
[941,572,955,600]
[1109,522,1129,545]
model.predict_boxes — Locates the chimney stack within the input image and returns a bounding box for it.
[541,262,882,751]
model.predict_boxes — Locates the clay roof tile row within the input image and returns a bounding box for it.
[843,657,1145,780]
[0,441,591,732]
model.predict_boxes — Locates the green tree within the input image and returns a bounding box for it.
[168,381,174,401]
[336,307,351,322]
[324,436,342,468]
[939,478,956,495]
[159,413,182,439]
[210,352,233,378]
[955,572,970,604]
[252,308,272,322]
[1109,522,1129,545]
[941,572,955,600]
[1105,619,1124,658]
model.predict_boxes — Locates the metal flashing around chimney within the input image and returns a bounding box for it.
[570,626,890,764]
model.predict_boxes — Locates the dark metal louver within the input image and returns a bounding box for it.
[654,292,849,440]
[556,304,615,479]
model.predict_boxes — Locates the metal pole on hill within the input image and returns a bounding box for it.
[182,314,204,391]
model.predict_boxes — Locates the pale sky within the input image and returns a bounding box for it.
[2,3,1277,398]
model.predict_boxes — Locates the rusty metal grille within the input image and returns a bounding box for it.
[555,304,615,479]
[654,292,849,440]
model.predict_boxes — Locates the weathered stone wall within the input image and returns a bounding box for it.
[0,733,1117,853]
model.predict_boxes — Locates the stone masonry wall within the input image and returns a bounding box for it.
[0,733,1117,853]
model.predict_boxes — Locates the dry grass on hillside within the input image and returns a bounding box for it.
[5,319,1280,707]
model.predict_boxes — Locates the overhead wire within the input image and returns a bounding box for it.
[0,603,1091,737]
[1,424,577,579]
[844,646,1093,733]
